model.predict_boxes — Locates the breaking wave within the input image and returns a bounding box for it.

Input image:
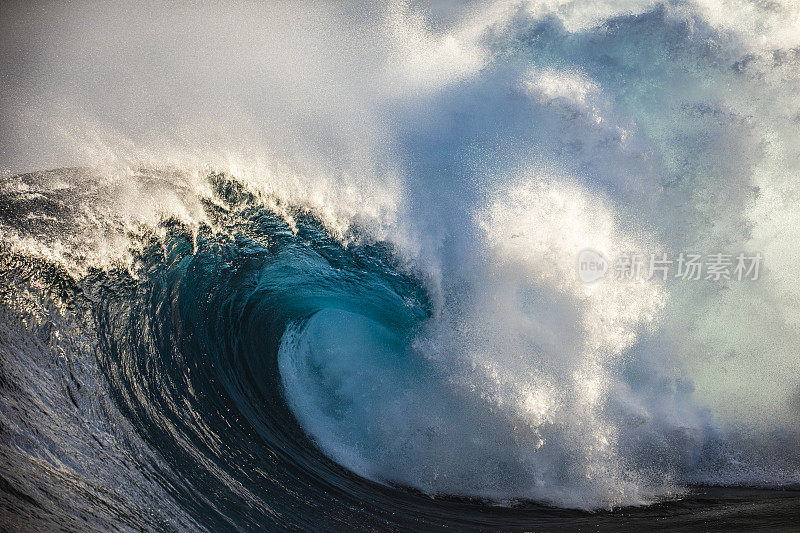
[2,1,800,530]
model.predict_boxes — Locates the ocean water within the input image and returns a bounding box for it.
[1,1,799,531]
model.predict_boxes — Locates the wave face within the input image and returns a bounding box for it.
[2,0,800,530]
